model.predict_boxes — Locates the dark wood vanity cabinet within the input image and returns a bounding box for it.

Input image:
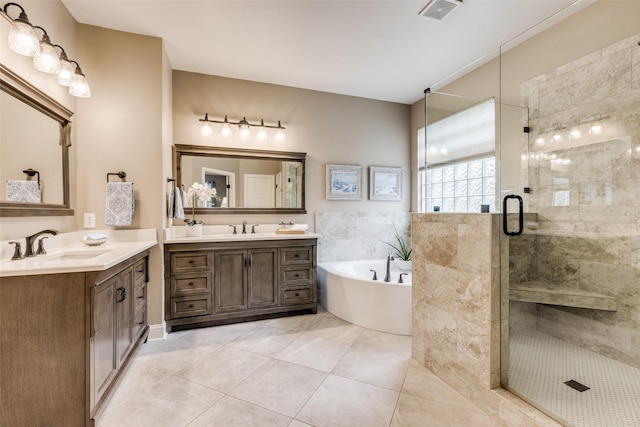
[0,250,150,427]
[165,239,317,332]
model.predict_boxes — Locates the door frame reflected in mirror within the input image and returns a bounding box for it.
[0,64,74,217]
[173,144,306,214]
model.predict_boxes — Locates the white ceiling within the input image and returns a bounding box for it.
[61,0,587,105]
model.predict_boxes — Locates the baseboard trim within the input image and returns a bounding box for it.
[147,322,166,341]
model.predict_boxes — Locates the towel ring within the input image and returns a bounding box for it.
[23,168,40,185]
[107,171,127,182]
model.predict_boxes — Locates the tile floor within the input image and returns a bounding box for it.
[98,307,491,427]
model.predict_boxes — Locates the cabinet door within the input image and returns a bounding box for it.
[116,267,134,366]
[248,248,278,308]
[93,277,117,406]
[214,250,247,312]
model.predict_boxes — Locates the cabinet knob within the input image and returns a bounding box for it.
[294,254,300,258]
[294,273,300,277]
[295,292,300,297]
[188,304,194,308]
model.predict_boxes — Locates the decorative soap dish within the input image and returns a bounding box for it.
[82,233,109,246]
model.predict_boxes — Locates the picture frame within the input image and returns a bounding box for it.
[326,164,362,200]
[369,166,402,201]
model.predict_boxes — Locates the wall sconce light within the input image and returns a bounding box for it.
[1,2,91,97]
[199,114,286,141]
[3,2,39,57]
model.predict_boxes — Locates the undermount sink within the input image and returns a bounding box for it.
[48,249,113,261]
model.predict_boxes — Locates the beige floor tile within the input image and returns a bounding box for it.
[104,359,172,408]
[354,328,412,356]
[296,374,399,427]
[188,395,291,427]
[137,335,221,373]
[98,372,223,427]
[230,359,327,417]
[275,333,351,372]
[264,312,325,332]
[177,321,259,344]
[228,324,302,356]
[304,313,364,343]
[402,358,486,415]
[391,393,492,427]
[288,421,314,427]
[175,345,270,393]
[331,342,411,391]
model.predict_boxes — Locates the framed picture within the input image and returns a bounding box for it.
[326,164,362,200]
[369,166,402,201]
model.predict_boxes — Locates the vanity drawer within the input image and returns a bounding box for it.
[171,252,212,272]
[280,246,314,266]
[134,281,146,313]
[133,258,147,284]
[170,295,212,318]
[171,273,212,297]
[134,307,146,337]
[282,267,314,285]
[281,286,314,305]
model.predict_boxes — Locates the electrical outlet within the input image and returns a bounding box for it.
[84,213,96,228]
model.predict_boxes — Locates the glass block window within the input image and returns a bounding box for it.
[419,156,496,213]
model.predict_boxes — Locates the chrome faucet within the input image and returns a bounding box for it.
[25,229,58,257]
[384,254,394,282]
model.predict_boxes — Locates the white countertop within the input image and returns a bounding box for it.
[163,224,321,244]
[0,229,157,277]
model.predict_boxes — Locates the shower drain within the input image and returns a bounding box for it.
[564,379,590,392]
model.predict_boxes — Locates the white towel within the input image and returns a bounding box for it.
[6,180,41,203]
[172,187,184,219]
[291,224,309,231]
[105,182,135,227]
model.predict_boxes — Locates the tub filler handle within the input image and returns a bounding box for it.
[398,273,408,284]
[369,269,378,280]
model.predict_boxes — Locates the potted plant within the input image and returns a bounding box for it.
[184,182,215,237]
[383,223,412,270]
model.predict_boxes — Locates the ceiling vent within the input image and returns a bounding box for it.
[418,0,462,21]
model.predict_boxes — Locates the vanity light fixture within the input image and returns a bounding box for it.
[199,114,286,141]
[32,26,60,74]
[1,2,91,97]
[3,2,40,57]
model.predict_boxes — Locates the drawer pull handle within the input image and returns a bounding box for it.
[295,292,300,297]
[294,254,300,258]
[138,321,145,325]
[188,282,194,286]
[188,304,194,309]
[294,273,300,277]
[116,287,126,303]
[188,260,195,264]
[137,295,144,299]
[137,269,144,273]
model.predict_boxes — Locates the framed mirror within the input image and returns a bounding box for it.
[174,144,306,214]
[0,64,73,217]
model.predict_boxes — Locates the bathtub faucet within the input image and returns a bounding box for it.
[384,254,394,282]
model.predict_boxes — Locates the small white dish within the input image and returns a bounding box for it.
[82,233,109,246]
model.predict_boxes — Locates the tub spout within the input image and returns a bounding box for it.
[384,254,394,282]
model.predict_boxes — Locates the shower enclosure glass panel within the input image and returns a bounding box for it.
[499,28,640,427]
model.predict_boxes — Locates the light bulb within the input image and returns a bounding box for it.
[553,132,563,142]
[220,115,232,138]
[239,117,251,139]
[275,121,285,142]
[5,5,40,57]
[569,127,581,139]
[535,137,545,146]
[257,120,267,141]
[589,123,603,135]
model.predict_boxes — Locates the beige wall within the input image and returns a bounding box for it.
[75,25,166,327]
[0,0,77,240]
[172,71,412,227]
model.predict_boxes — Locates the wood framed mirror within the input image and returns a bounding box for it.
[173,144,306,215]
[0,64,73,217]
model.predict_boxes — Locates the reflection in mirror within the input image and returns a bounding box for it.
[174,144,306,214]
[0,64,73,217]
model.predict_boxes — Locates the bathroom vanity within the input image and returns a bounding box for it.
[164,231,319,332]
[0,231,157,427]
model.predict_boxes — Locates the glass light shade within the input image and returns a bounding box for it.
[33,41,61,74]
[7,20,40,57]
[221,123,232,138]
[275,128,286,142]
[201,121,212,136]
[240,125,251,139]
[569,128,581,139]
[589,123,603,135]
[553,132,563,142]
[69,72,91,97]
[56,58,74,86]
[257,126,268,141]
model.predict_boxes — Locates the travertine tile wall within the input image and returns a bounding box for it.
[411,213,501,417]
[315,211,411,263]
[512,33,640,368]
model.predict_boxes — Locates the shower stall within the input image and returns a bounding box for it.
[498,30,640,427]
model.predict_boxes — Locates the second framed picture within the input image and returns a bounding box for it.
[369,166,402,201]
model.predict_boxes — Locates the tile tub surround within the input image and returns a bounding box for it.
[315,211,411,263]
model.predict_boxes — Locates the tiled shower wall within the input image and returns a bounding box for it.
[512,33,640,368]
[315,211,411,263]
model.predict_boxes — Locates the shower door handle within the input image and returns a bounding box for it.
[502,195,523,236]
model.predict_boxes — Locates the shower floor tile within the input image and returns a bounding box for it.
[509,330,640,427]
